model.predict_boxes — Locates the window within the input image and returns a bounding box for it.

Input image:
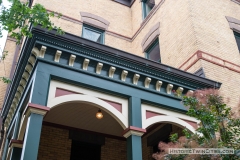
[142,0,155,19]
[82,24,105,44]
[145,39,161,62]
[234,31,240,52]
[194,68,205,78]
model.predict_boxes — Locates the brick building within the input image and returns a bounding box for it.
[0,0,239,159]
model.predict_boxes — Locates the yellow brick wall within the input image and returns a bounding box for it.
[186,59,240,116]
[190,0,240,65]
[0,39,17,110]
[37,125,127,160]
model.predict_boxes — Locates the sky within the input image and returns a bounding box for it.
[0,0,11,57]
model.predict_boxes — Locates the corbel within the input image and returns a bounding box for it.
[54,50,62,62]
[177,87,184,95]
[121,70,128,81]
[15,91,21,101]
[22,72,29,81]
[144,77,151,88]
[109,66,116,78]
[156,80,162,91]
[133,74,140,85]
[31,47,39,57]
[166,84,173,94]
[25,64,33,74]
[39,46,47,58]
[83,58,90,70]
[28,56,36,66]
[20,78,27,88]
[17,86,24,95]
[69,54,76,67]
[96,63,103,74]
[187,90,194,96]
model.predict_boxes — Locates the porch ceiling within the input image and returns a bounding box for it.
[43,102,124,137]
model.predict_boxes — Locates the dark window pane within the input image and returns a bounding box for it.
[148,43,160,61]
[143,0,155,18]
[234,32,240,52]
[194,68,205,78]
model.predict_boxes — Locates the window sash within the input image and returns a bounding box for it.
[82,24,105,44]
[234,31,240,52]
[145,39,161,62]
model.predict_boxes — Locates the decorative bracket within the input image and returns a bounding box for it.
[144,77,151,88]
[20,79,27,88]
[25,64,33,74]
[39,46,47,58]
[15,91,21,101]
[54,50,62,62]
[177,87,184,95]
[109,66,116,78]
[83,58,90,70]
[156,80,162,91]
[28,56,36,66]
[133,74,140,85]
[187,90,194,96]
[69,55,76,67]
[121,70,128,81]
[166,84,173,94]
[22,72,29,81]
[96,63,103,74]
[17,86,24,94]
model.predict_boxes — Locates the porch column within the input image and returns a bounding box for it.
[123,126,146,160]
[20,103,49,160]
[128,97,142,127]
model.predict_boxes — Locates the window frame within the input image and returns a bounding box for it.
[145,38,161,62]
[142,0,155,19]
[82,24,105,44]
[234,31,240,53]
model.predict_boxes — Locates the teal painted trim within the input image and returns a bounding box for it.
[2,138,9,160]
[6,79,34,134]
[10,147,22,160]
[20,113,43,160]
[127,135,143,160]
[31,70,51,106]
[141,2,146,20]
[35,61,187,112]
[13,112,21,139]
[129,97,142,128]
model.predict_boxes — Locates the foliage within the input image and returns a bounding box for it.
[0,0,64,44]
[0,76,11,83]
[0,0,64,84]
[152,89,240,160]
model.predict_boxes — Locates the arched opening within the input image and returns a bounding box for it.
[141,116,196,159]
[37,95,127,160]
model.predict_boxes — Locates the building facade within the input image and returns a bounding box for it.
[0,0,239,159]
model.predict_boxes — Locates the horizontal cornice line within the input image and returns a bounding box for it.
[179,50,240,74]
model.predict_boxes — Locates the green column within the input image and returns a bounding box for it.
[127,135,143,160]
[128,97,142,128]
[20,113,43,160]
